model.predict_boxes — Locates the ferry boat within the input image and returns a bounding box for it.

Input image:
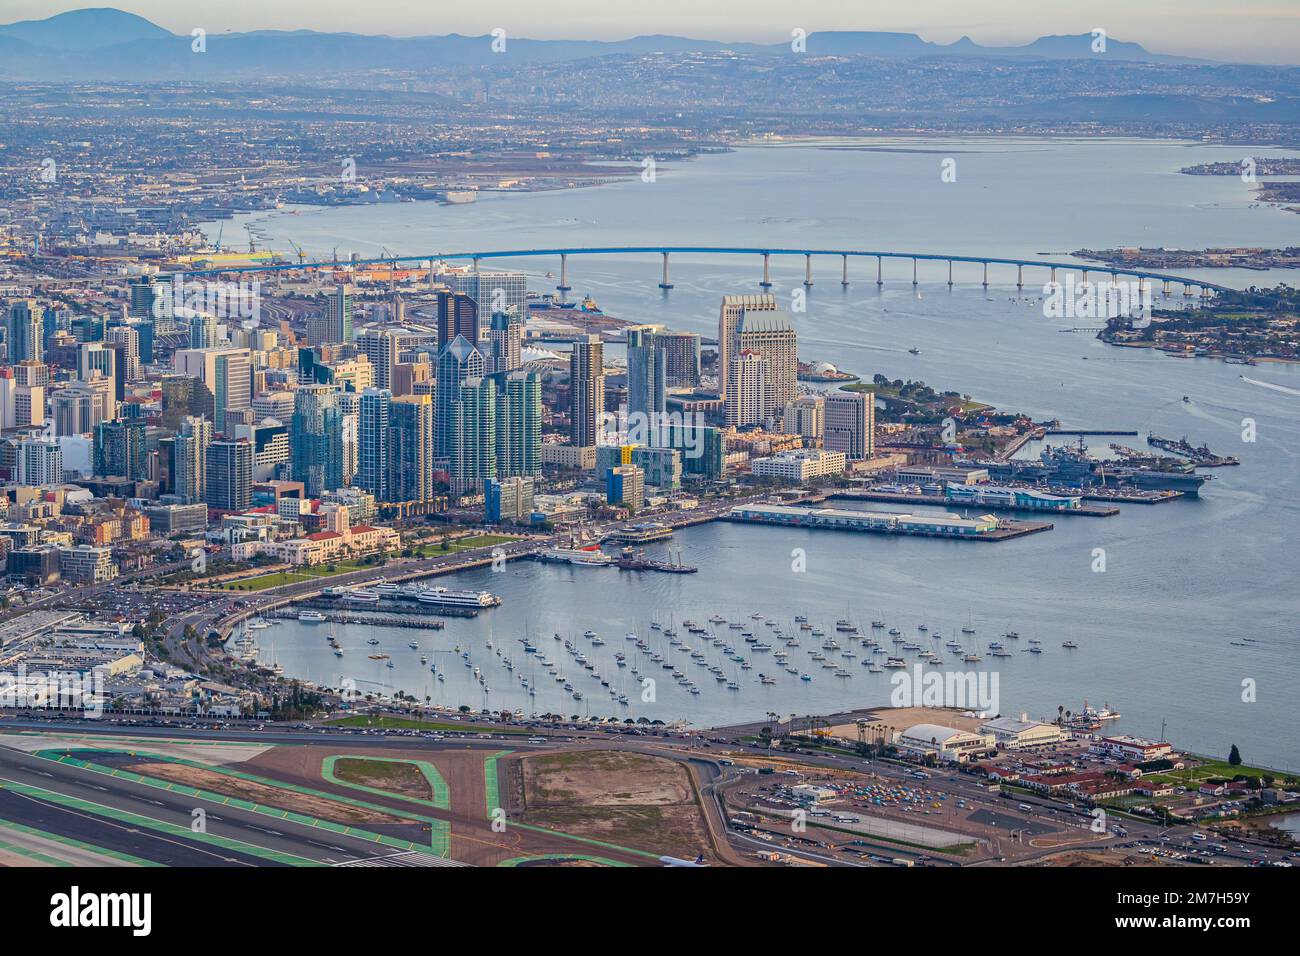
[418,586,502,607]
[373,583,400,595]
[298,609,327,623]
[540,546,612,567]
[344,590,381,603]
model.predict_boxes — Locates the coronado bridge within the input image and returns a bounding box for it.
[170,246,1234,297]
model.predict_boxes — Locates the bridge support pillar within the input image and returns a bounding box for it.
[556,253,571,299]
[472,256,480,273]
[658,251,673,290]
[948,260,953,287]
[876,255,883,286]
[1017,264,1023,289]
[1162,280,1170,295]
[1082,269,1089,286]
[841,254,849,286]
[760,253,772,288]
[912,258,918,286]
[804,253,813,287]
[982,261,988,288]
[1050,267,1057,285]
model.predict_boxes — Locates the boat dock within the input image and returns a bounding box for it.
[725,503,1053,542]
[1045,428,1139,436]
[295,596,480,618]
[268,609,445,630]
[825,489,1120,517]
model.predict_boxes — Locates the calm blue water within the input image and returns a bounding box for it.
[230,138,1300,770]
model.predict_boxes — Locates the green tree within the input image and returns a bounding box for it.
[1228,744,1242,766]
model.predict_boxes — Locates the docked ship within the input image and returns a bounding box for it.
[298,610,326,623]
[963,439,1209,495]
[416,586,502,608]
[539,546,612,567]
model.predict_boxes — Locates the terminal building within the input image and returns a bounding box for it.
[980,715,1069,750]
[894,723,997,763]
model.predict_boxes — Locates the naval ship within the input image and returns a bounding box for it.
[963,440,1209,496]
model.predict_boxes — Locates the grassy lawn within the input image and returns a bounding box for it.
[326,715,528,734]
[218,558,375,591]
[331,757,431,800]
[1147,759,1296,787]
[217,535,520,591]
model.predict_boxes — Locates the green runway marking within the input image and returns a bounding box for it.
[0,816,160,866]
[0,834,71,866]
[0,778,320,866]
[34,749,452,858]
[484,749,512,818]
[320,755,450,856]
[496,854,632,867]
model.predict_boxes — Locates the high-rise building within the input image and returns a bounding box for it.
[435,335,486,459]
[727,350,768,428]
[626,325,667,420]
[569,335,605,447]
[824,391,874,460]
[485,476,535,523]
[291,384,344,496]
[487,311,523,375]
[436,291,479,349]
[93,418,148,480]
[495,370,542,478]
[7,300,44,364]
[105,324,142,381]
[15,436,62,485]
[188,311,218,349]
[783,395,825,442]
[328,283,354,344]
[160,374,206,430]
[717,294,776,399]
[339,390,360,487]
[658,331,701,388]
[206,439,253,511]
[446,376,496,497]
[76,341,115,384]
[445,270,527,336]
[172,347,251,435]
[607,464,645,511]
[389,393,435,503]
[172,416,212,503]
[356,387,393,502]
[727,310,797,428]
[356,327,402,390]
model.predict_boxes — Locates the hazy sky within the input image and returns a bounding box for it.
[8,1,1299,64]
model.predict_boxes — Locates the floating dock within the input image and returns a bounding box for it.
[725,503,1052,542]
[268,609,445,629]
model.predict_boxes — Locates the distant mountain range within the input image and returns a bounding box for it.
[0,7,1219,80]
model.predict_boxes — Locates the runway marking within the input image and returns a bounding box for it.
[33,749,454,859]
[0,779,309,866]
[0,815,160,867]
[337,850,470,867]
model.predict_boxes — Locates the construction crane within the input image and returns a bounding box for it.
[287,238,307,265]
